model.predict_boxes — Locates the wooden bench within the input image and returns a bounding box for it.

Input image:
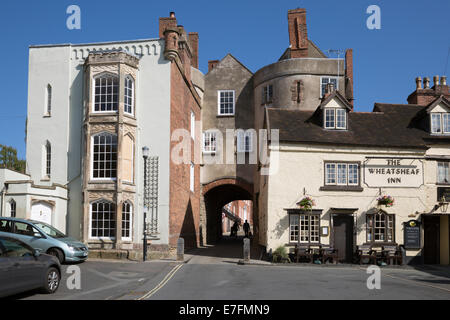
[382,245,402,265]
[358,245,376,265]
[294,244,312,263]
[321,247,338,264]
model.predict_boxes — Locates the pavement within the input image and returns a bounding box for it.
[15,236,450,300]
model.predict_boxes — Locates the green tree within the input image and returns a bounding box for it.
[0,144,26,173]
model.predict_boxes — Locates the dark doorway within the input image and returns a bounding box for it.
[423,215,440,264]
[333,215,354,263]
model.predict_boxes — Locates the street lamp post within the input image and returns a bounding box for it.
[142,146,150,262]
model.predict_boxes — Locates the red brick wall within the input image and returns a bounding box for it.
[287,8,308,58]
[169,60,201,249]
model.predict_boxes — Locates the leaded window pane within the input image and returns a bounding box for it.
[94,76,119,112]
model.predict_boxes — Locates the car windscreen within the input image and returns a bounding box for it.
[33,222,67,239]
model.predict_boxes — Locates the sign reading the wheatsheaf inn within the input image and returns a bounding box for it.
[363,158,424,188]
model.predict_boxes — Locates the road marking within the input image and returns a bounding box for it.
[137,264,183,300]
[383,273,450,293]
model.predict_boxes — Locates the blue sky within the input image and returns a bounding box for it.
[0,0,449,159]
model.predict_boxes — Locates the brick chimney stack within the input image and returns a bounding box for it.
[208,60,219,72]
[345,49,354,108]
[159,12,178,38]
[188,32,199,69]
[407,76,450,105]
[288,8,308,58]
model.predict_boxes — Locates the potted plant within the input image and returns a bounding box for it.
[297,196,315,211]
[272,245,290,263]
[377,195,395,207]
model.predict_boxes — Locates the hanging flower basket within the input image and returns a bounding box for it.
[297,196,315,211]
[377,195,395,207]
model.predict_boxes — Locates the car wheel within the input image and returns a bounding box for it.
[48,248,64,263]
[42,267,60,294]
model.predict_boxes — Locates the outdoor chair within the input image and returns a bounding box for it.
[294,244,312,263]
[321,247,338,264]
[309,245,322,263]
[382,245,402,265]
[358,245,376,265]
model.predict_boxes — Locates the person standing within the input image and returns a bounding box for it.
[243,220,250,238]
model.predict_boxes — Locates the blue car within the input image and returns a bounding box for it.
[0,217,88,263]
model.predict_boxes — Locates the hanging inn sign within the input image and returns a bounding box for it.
[363,158,424,188]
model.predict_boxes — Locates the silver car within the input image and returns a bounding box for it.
[0,217,88,263]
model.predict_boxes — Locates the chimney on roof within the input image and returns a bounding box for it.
[408,75,450,105]
[322,83,335,101]
[415,77,422,89]
[188,32,199,69]
[345,48,354,108]
[208,60,219,72]
[159,12,178,38]
[423,77,430,89]
[287,9,308,58]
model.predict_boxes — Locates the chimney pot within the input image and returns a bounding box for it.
[441,76,447,86]
[433,75,440,87]
[208,60,219,72]
[424,77,430,89]
[415,77,422,89]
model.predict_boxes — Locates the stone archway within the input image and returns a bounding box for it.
[201,178,254,245]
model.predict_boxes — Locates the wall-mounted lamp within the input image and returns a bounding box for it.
[439,196,449,213]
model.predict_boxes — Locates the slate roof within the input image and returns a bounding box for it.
[265,99,450,149]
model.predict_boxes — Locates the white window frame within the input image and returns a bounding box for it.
[431,113,450,134]
[437,161,450,184]
[217,90,235,116]
[325,162,359,186]
[45,141,51,178]
[337,163,347,186]
[320,77,339,98]
[122,201,133,241]
[91,132,118,181]
[294,214,320,244]
[203,131,217,154]
[190,162,195,192]
[92,73,119,114]
[190,111,195,140]
[237,130,253,153]
[124,75,134,116]
[324,108,346,130]
[89,200,116,240]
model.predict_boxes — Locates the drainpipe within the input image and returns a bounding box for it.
[0,185,6,217]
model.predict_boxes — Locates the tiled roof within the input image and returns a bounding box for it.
[266,102,447,149]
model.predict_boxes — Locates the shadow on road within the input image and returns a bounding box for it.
[186,235,261,261]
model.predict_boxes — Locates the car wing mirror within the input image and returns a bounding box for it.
[33,232,43,238]
[33,249,41,257]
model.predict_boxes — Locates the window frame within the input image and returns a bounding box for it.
[124,75,135,116]
[217,90,235,116]
[324,108,347,130]
[237,130,253,153]
[366,212,395,244]
[437,161,450,184]
[190,111,195,140]
[89,200,116,240]
[46,84,52,116]
[430,113,450,134]
[121,201,133,241]
[190,162,195,192]
[92,73,119,114]
[261,84,273,105]
[90,132,118,181]
[320,76,339,98]
[324,161,360,187]
[203,131,217,154]
[9,200,16,218]
[45,141,51,178]
[289,212,321,244]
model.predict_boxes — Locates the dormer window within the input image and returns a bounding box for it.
[431,113,450,134]
[324,108,346,129]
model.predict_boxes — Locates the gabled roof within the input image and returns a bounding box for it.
[425,95,450,113]
[206,53,253,75]
[319,90,353,111]
[265,101,447,149]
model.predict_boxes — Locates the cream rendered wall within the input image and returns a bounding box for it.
[264,143,432,251]
[27,40,171,244]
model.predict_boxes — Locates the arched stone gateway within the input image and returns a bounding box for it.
[201,178,255,245]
